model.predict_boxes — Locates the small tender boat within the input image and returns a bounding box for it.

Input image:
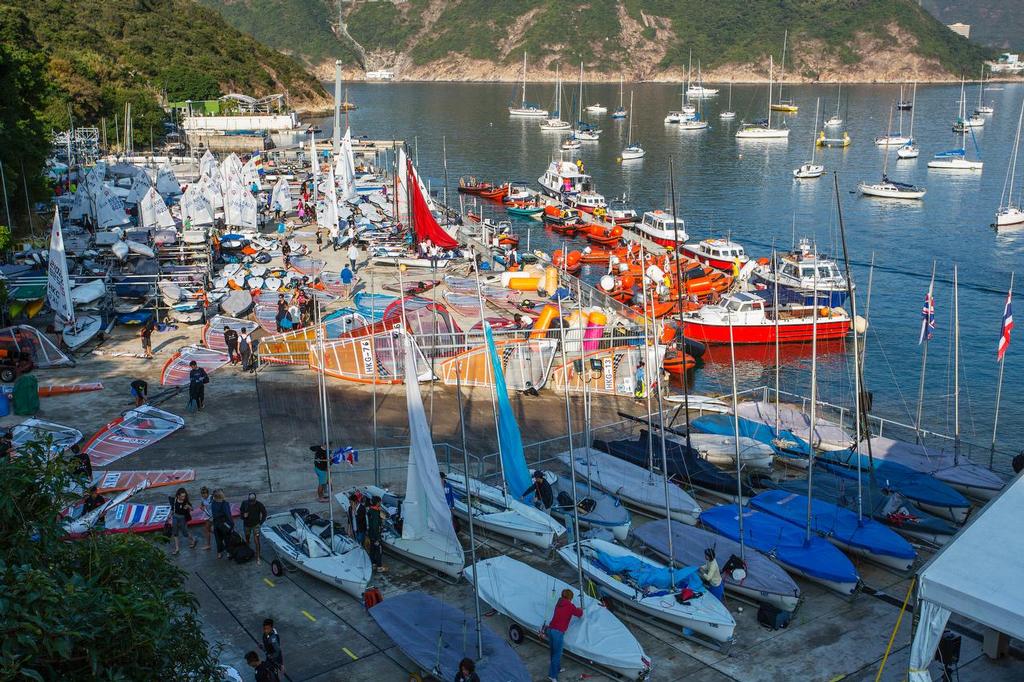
[557,538,736,646]
[681,238,747,272]
[262,508,372,598]
[466,555,652,680]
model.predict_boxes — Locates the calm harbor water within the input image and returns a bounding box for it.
[312,81,1024,465]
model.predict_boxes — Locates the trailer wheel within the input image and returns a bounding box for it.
[0,368,14,383]
[270,559,284,577]
[508,622,525,644]
[407,674,423,682]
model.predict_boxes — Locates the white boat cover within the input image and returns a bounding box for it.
[83,405,185,467]
[156,162,181,196]
[444,472,565,544]
[71,279,107,305]
[866,436,1004,494]
[12,419,83,457]
[466,555,649,676]
[370,592,531,682]
[680,433,776,469]
[558,448,701,521]
[734,400,853,450]
[0,325,72,367]
[909,473,1024,681]
[400,336,463,566]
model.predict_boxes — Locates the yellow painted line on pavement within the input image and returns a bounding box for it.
[263,578,275,587]
[342,647,358,661]
[302,610,317,622]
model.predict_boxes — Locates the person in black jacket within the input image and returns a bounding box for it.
[240,492,267,564]
[245,651,278,682]
[454,658,480,682]
[223,326,240,364]
[311,445,329,502]
[170,487,197,555]
[187,360,210,411]
[347,492,367,545]
[261,618,284,672]
[521,470,554,511]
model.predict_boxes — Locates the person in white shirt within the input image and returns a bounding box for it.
[347,243,359,273]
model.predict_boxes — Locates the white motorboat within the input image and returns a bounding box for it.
[687,84,718,98]
[557,538,736,646]
[632,210,687,248]
[560,137,581,151]
[557,448,702,523]
[465,555,652,680]
[678,118,710,131]
[263,509,372,598]
[442,472,565,549]
[576,128,601,141]
[825,115,843,127]
[544,471,631,541]
[585,103,607,114]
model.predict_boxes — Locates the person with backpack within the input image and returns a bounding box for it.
[366,495,387,573]
[223,326,240,365]
[240,492,268,564]
[187,360,210,411]
[244,651,279,682]
[211,489,234,559]
[698,547,725,603]
[261,618,284,673]
[239,330,253,371]
[170,488,197,555]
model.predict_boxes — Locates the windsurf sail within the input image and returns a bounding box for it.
[0,325,72,367]
[548,345,655,396]
[202,316,259,352]
[46,209,75,325]
[439,338,557,392]
[160,346,229,386]
[91,469,196,494]
[12,419,83,457]
[311,330,432,384]
[82,405,185,467]
[485,324,532,498]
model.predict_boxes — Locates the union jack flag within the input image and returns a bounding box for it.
[919,290,935,344]
[997,289,1013,362]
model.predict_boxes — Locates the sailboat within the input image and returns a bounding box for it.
[995,99,1024,228]
[719,80,736,120]
[769,31,798,112]
[611,75,627,118]
[621,91,645,159]
[664,81,695,124]
[793,98,825,178]
[953,77,985,130]
[678,86,709,130]
[875,86,912,146]
[508,53,548,117]
[736,55,789,139]
[540,67,571,130]
[687,60,718,97]
[443,324,566,549]
[47,209,104,350]
[929,81,983,171]
[897,82,920,159]
[859,105,926,199]
[826,84,843,126]
[574,62,601,140]
[974,65,994,115]
[337,335,465,577]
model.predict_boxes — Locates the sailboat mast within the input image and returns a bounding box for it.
[454,363,484,659]
[578,61,584,125]
[810,98,820,162]
[1002,100,1024,210]
[314,299,336,545]
[991,273,1014,465]
[915,262,936,441]
[627,91,634,145]
[805,250,820,544]
[881,106,893,179]
[619,75,624,108]
[767,56,774,129]
[475,265,508,493]
[668,159,692,447]
[728,313,745,560]
[778,29,788,102]
[953,264,961,464]
[908,82,917,139]
[521,52,527,107]
[773,248,781,433]
[898,85,904,135]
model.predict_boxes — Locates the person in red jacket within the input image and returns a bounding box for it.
[546,588,583,682]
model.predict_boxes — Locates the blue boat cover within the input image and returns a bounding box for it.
[370,592,530,682]
[815,450,969,510]
[693,414,811,458]
[700,504,859,586]
[750,490,916,561]
[486,324,532,499]
[592,550,703,592]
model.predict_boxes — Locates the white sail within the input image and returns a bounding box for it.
[223,179,245,227]
[46,209,75,325]
[68,183,93,221]
[200,150,218,179]
[125,169,153,205]
[396,147,410,223]
[140,186,175,229]
[270,177,293,214]
[198,174,224,210]
[156,162,181,196]
[240,157,260,191]
[335,128,357,201]
[95,184,130,228]
[239,187,258,229]
[221,153,243,180]
[317,166,338,231]
[401,335,461,561]
[181,183,214,226]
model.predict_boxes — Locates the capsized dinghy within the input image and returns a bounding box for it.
[557,538,736,646]
[466,555,652,680]
[262,508,371,598]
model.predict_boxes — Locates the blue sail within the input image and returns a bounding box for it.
[485,324,532,498]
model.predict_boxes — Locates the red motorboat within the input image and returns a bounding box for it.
[681,292,850,345]
[681,238,749,272]
[581,223,624,247]
[542,205,581,236]
[479,183,510,201]
[458,176,496,194]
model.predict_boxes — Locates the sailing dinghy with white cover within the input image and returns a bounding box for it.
[557,538,736,646]
[631,519,801,612]
[557,447,701,523]
[466,555,652,680]
[544,469,632,541]
[370,592,531,682]
[337,336,465,577]
[444,325,565,548]
[47,209,103,350]
[262,508,371,598]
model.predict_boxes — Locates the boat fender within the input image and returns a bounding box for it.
[600,275,615,292]
[820,306,831,318]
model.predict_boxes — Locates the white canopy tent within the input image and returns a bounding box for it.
[909,472,1024,681]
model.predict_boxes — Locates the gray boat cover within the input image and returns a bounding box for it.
[735,401,852,450]
[866,436,1004,493]
[370,592,530,682]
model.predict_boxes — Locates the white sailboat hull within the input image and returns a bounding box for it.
[793,163,824,178]
[996,207,1024,227]
[874,135,912,146]
[682,433,775,471]
[262,513,372,598]
[621,147,646,160]
[63,315,104,350]
[509,108,548,118]
[443,473,564,549]
[858,182,926,200]
[927,158,983,171]
[897,146,920,159]
[736,127,788,139]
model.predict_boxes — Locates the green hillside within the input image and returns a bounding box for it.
[201,0,991,77]
[921,1,1024,50]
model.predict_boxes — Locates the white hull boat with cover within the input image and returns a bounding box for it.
[262,509,371,598]
[682,432,776,471]
[557,538,736,646]
[544,471,632,541]
[734,400,853,452]
[858,178,926,200]
[632,519,802,612]
[860,436,1004,501]
[444,473,564,549]
[466,555,652,680]
[557,448,701,523]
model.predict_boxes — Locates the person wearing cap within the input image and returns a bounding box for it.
[699,547,725,603]
[311,445,329,502]
[546,588,583,682]
[240,492,268,564]
[521,470,553,511]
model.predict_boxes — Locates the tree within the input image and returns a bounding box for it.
[0,442,221,680]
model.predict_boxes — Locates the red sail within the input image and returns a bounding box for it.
[407,158,458,249]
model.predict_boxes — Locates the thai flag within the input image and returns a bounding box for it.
[331,446,358,466]
[997,289,1013,362]
[919,290,935,344]
[252,152,264,176]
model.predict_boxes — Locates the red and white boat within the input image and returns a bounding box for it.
[537,160,609,214]
[682,292,850,345]
[632,210,687,247]
[682,238,749,272]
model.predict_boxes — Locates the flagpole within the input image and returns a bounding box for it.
[915,261,936,443]
[991,272,1014,467]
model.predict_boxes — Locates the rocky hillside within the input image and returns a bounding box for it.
[921,1,1024,51]
[201,0,992,82]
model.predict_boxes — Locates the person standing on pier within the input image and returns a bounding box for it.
[347,242,359,273]
[187,360,209,411]
[140,319,154,358]
[522,470,554,511]
[223,326,239,365]
[339,264,354,300]
[366,495,388,572]
[311,445,329,502]
[546,589,583,682]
